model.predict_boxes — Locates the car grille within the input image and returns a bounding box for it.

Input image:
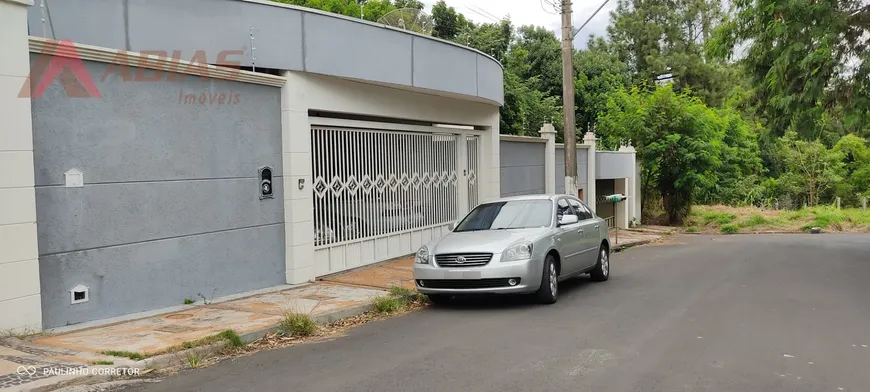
[435,253,493,267]
[417,278,519,289]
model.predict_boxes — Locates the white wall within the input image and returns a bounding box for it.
[0,0,42,333]
[280,72,501,282]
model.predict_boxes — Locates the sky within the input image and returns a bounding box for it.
[422,0,617,49]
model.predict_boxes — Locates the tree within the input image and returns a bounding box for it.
[709,0,870,139]
[431,0,468,40]
[510,26,562,99]
[274,0,362,18]
[460,20,513,64]
[391,0,423,10]
[607,0,733,106]
[832,134,870,204]
[362,0,396,22]
[598,85,725,224]
[574,36,630,134]
[779,131,845,206]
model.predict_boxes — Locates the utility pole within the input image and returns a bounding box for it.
[561,0,577,197]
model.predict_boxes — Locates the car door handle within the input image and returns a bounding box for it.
[594,224,600,229]
[578,229,584,234]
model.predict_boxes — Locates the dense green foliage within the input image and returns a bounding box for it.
[273,0,870,221]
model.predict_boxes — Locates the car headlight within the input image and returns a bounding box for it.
[415,246,430,264]
[502,242,533,262]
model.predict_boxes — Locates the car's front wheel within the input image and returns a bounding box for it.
[535,255,558,304]
[590,245,610,282]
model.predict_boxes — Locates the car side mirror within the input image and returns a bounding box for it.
[558,215,579,226]
[448,222,455,231]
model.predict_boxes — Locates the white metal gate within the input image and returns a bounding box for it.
[311,122,481,276]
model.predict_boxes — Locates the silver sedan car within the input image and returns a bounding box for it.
[413,194,611,304]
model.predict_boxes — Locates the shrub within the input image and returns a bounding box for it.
[720,225,739,234]
[372,296,403,313]
[279,313,317,337]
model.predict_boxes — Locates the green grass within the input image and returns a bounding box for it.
[372,296,404,313]
[739,215,769,228]
[279,313,318,337]
[184,298,194,305]
[701,211,737,225]
[387,286,416,298]
[720,225,739,234]
[102,350,145,360]
[165,330,244,354]
[689,205,870,233]
[186,352,201,368]
[91,360,114,365]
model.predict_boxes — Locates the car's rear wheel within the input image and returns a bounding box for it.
[535,255,558,304]
[426,294,451,305]
[590,245,610,282]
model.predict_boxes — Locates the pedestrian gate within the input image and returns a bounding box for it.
[311,121,481,276]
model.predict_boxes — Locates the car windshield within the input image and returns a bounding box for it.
[453,200,552,232]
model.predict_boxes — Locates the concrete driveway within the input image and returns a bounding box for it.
[115,234,870,392]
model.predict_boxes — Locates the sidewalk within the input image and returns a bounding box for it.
[610,228,665,250]
[0,283,385,392]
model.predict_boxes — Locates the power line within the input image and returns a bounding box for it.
[572,0,611,38]
[472,5,501,21]
[464,6,500,23]
[541,0,559,14]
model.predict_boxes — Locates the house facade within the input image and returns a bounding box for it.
[0,0,637,333]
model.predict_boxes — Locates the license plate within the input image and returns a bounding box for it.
[444,270,481,279]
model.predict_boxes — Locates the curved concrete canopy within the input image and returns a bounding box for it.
[25,0,504,105]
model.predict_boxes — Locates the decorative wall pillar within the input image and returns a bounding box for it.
[619,143,639,226]
[583,131,597,212]
[0,0,42,333]
[539,123,556,194]
[483,110,501,204]
[280,71,316,285]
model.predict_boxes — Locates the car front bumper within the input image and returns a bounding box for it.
[413,256,544,295]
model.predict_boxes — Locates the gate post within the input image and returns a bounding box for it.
[0,0,43,333]
[280,71,316,284]
[540,124,556,194]
[583,131,597,213]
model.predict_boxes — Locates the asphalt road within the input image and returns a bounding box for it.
[117,234,870,392]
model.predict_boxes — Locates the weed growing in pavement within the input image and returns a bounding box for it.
[162,329,245,355]
[372,296,403,313]
[279,313,318,337]
[91,360,114,365]
[184,298,195,305]
[102,350,146,360]
[186,352,201,368]
[387,286,416,297]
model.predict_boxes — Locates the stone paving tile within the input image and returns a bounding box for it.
[33,307,282,356]
[214,284,385,317]
[322,257,416,290]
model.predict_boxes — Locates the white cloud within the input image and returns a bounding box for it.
[423,0,617,49]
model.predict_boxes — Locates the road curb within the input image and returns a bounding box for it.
[612,238,657,252]
[682,231,817,235]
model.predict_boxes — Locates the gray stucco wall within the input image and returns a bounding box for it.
[554,147,589,195]
[31,56,285,328]
[499,141,545,197]
[596,152,635,179]
[27,0,503,105]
